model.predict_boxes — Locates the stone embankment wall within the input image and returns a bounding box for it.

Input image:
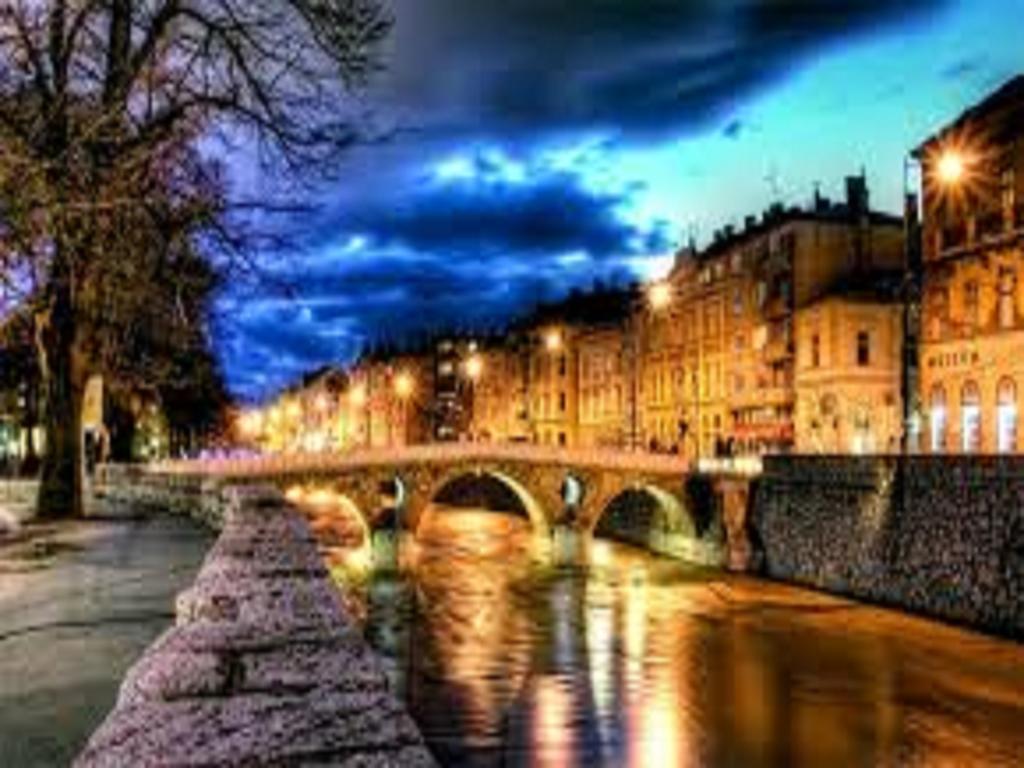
[753,456,1024,637]
[76,483,437,767]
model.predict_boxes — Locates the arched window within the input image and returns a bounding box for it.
[961,381,981,453]
[997,378,1018,454]
[930,385,947,453]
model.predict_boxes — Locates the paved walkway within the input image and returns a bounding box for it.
[0,516,212,767]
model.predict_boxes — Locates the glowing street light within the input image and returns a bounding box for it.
[647,280,672,311]
[465,353,484,382]
[349,384,367,408]
[544,328,563,352]
[394,372,415,399]
[937,149,966,186]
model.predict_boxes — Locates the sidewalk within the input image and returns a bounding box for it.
[0,515,212,767]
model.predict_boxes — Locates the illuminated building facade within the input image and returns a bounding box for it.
[466,338,530,443]
[656,176,905,459]
[577,325,628,449]
[793,286,904,454]
[916,76,1024,454]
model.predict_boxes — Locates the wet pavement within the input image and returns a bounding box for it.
[327,507,1024,768]
[0,516,212,767]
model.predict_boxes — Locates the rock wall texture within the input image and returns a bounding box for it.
[754,456,1024,638]
[75,484,437,767]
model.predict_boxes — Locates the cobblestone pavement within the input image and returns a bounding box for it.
[0,516,212,767]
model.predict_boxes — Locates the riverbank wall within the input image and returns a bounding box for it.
[752,455,1024,638]
[75,480,437,767]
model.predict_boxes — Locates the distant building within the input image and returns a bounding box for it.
[514,286,635,448]
[916,75,1024,454]
[467,337,529,443]
[577,325,628,449]
[793,277,904,454]
[658,174,905,459]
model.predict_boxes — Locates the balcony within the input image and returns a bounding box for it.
[763,337,794,363]
[762,295,791,320]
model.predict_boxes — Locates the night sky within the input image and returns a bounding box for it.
[221,0,1023,400]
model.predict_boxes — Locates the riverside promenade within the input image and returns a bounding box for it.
[0,515,211,767]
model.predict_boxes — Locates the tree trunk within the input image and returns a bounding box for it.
[35,292,86,519]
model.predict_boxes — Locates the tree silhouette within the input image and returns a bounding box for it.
[0,0,392,516]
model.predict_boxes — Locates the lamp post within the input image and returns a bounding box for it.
[902,146,969,453]
[394,371,415,447]
[463,353,483,441]
[901,155,923,454]
[627,280,673,451]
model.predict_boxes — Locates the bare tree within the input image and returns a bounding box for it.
[0,0,392,517]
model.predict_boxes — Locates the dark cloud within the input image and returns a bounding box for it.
[339,155,670,258]
[722,119,745,140]
[379,0,947,139]
[941,57,985,80]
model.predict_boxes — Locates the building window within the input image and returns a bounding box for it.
[930,286,950,340]
[997,378,1017,454]
[999,267,1016,329]
[964,280,980,330]
[558,355,567,376]
[961,381,981,453]
[559,392,567,412]
[856,331,870,366]
[930,385,947,453]
[732,288,744,316]
[756,281,767,309]
[558,432,567,447]
[811,334,821,368]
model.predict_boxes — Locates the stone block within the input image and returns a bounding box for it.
[76,691,433,768]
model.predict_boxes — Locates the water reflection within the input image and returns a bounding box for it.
[317,505,1024,768]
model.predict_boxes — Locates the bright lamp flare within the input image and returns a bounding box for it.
[349,385,367,408]
[394,372,414,398]
[937,150,966,185]
[465,354,484,381]
[648,281,672,311]
[545,329,563,352]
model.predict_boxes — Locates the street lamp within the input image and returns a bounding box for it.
[629,279,673,451]
[902,140,970,453]
[464,353,483,382]
[937,150,966,185]
[647,280,672,312]
[544,328,563,353]
[394,371,415,399]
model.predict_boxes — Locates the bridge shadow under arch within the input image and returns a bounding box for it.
[417,469,552,538]
[589,484,695,552]
[285,484,373,549]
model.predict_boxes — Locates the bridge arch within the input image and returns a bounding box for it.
[414,465,552,538]
[284,483,373,546]
[587,482,695,550]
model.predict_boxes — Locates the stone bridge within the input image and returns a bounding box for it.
[153,445,735,564]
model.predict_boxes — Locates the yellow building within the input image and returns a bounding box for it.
[917,75,1024,454]
[347,352,433,449]
[517,287,634,448]
[652,176,905,460]
[577,325,628,449]
[468,340,529,443]
[794,288,904,454]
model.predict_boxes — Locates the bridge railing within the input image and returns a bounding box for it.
[153,443,691,478]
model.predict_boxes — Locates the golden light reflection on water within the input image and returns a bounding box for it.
[316,506,1024,768]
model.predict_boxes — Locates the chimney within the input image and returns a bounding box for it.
[845,174,869,217]
[744,215,756,231]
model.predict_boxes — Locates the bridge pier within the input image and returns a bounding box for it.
[549,525,588,567]
[713,475,757,572]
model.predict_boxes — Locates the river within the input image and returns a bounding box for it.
[319,505,1024,767]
